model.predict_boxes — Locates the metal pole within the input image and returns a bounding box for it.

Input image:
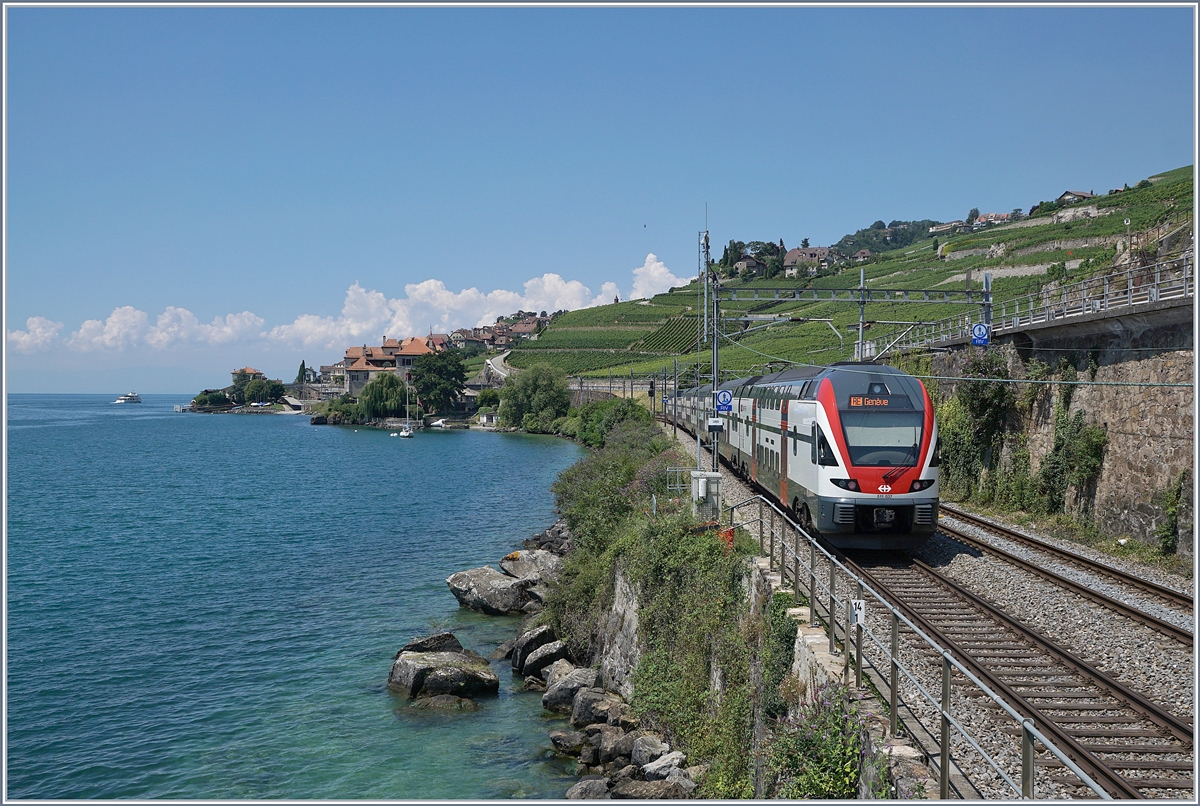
[843,597,851,683]
[768,507,776,571]
[890,612,899,738]
[792,529,800,603]
[983,273,993,345]
[940,652,951,799]
[857,266,865,360]
[855,580,864,690]
[757,498,764,553]
[673,357,678,436]
[1021,720,1035,798]
[809,541,817,614]
[828,563,836,654]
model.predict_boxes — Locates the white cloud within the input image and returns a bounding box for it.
[267,273,620,348]
[68,306,149,351]
[144,307,265,349]
[36,257,676,358]
[630,253,688,300]
[6,316,64,354]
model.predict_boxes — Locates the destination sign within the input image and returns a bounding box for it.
[849,396,891,407]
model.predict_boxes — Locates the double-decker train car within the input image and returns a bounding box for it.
[672,362,939,550]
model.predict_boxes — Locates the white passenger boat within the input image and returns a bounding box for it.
[114,392,142,404]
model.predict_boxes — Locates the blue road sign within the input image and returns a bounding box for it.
[716,389,733,412]
[971,323,990,346]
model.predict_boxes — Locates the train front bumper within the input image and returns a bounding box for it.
[815,495,939,550]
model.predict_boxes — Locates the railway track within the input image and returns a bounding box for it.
[847,553,1194,799]
[935,509,1194,648]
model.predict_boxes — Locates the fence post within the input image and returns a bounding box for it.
[890,612,899,738]
[843,597,852,684]
[940,652,951,800]
[1022,719,1035,798]
[855,580,864,690]
[828,563,837,654]
[757,498,764,553]
[809,541,817,614]
[792,529,800,604]
[768,507,776,571]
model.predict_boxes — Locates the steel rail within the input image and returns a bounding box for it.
[940,504,1194,612]
[935,518,1194,648]
[849,555,1194,798]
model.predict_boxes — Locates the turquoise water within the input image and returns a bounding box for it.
[6,395,585,799]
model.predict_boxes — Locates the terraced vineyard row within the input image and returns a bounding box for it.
[505,349,670,374]
[635,316,699,352]
[518,327,654,350]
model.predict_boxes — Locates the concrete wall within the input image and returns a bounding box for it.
[931,328,1194,552]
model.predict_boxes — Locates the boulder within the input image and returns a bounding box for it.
[489,637,517,661]
[543,667,599,713]
[447,566,536,615]
[542,658,576,685]
[549,729,588,755]
[664,767,697,795]
[610,780,686,799]
[511,624,557,674]
[610,764,640,788]
[398,632,463,655]
[522,640,569,677]
[410,694,479,711]
[642,750,686,781]
[523,675,547,692]
[388,650,500,699]
[309,414,327,425]
[594,725,626,763]
[579,746,599,765]
[565,778,611,799]
[630,735,669,767]
[611,730,645,761]
[500,549,564,582]
[571,688,626,728]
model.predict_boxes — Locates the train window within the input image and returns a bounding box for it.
[792,429,797,456]
[816,428,837,467]
[930,436,942,467]
[811,424,817,463]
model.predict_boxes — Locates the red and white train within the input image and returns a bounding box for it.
[671,362,940,550]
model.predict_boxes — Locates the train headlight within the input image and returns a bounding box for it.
[831,478,860,491]
[910,479,935,492]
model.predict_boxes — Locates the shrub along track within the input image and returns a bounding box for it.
[936,507,1193,648]
[846,552,1194,798]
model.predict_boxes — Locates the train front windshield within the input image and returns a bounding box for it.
[840,411,923,467]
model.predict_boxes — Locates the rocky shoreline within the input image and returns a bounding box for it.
[386,518,701,798]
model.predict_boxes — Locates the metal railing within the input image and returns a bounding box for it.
[863,253,1193,357]
[723,493,1110,800]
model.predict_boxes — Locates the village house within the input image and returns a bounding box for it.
[733,255,763,276]
[510,321,539,338]
[1057,190,1096,205]
[783,246,831,277]
[231,366,266,383]
[853,249,873,262]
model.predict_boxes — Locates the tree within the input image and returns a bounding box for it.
[410,350,467,414]
[359,372,406,419]
[1011,208,1022,218]
[498,364,570,428]
[801,238,810,248]
[966,208,980,226]
[870,220,886,230]
[477,388,501,408]
[230,371,251,404]
[244,378,285,403]
[295,361,306,384]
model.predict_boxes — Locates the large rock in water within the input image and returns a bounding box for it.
[522,640,569,677]
[511,624,557,674]
[446,565,535,615]
[543,667,599,713]
[388,650,500,699]
[397,632,463,655]
[499,549,564,582]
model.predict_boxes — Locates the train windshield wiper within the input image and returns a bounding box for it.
[883,443,919,482]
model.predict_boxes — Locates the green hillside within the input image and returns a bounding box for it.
[506,165,1193,381]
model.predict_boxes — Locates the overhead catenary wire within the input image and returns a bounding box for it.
[713,330,1193,388]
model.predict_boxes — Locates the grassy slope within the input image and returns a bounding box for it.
[506,166,1192,378]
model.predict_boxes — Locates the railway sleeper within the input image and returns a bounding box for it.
[1037,759,1194,771]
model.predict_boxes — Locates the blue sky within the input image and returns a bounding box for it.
[5,5,1195,393]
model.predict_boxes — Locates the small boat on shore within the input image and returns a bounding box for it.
[431,418,447,428]
[114,392,142,404]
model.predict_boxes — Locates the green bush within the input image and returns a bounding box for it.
[499,363,570,428]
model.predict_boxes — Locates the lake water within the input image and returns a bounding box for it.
[6,395,586,798]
